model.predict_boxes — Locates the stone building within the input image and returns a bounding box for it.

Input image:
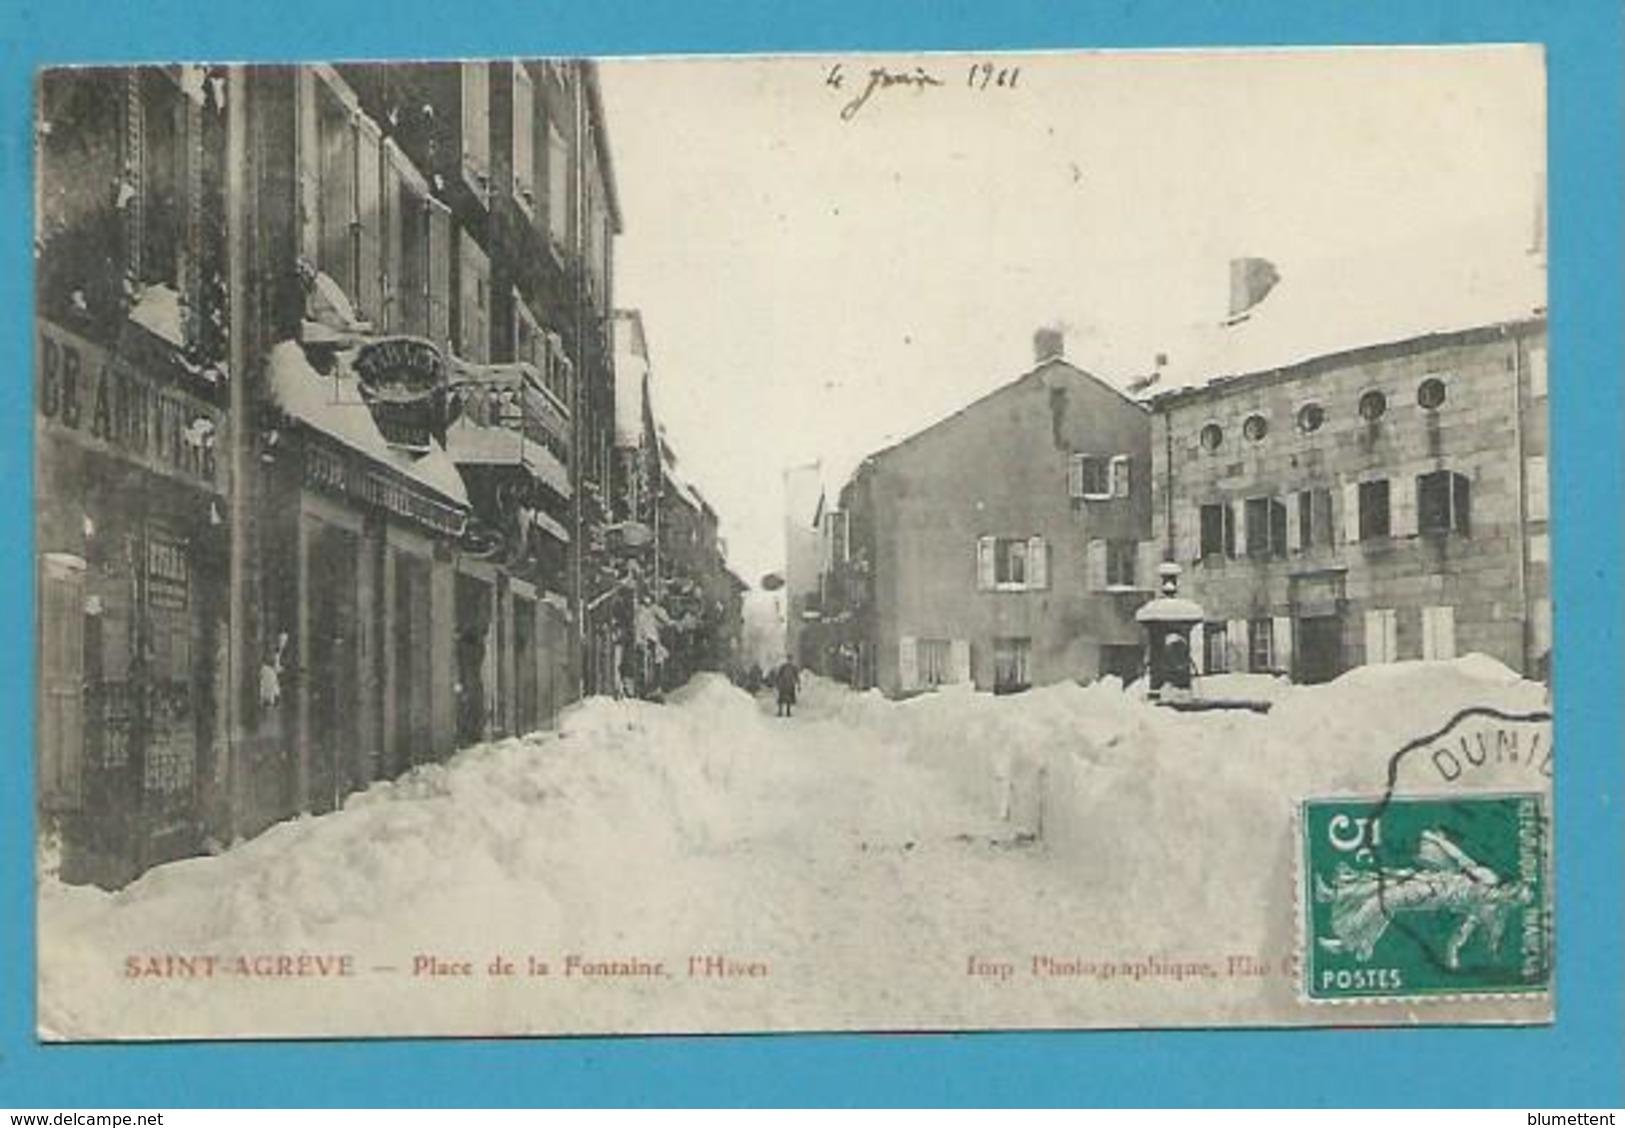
[1146,233,1549,682]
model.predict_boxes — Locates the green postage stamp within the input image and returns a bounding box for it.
[1301,792,1552,1002]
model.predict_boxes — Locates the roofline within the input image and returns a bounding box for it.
[1145,313,1548,409]
[857,357,1149,471]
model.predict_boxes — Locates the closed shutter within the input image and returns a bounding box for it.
[1343,481,1362,544]
[898,636,919,692]
[1179,505,1200,564]
[1392,475,1418,538]
[1526,457,1549,521]
[1286,492,1303,553]
[318,99,356,293]
[1422,606,1456,660]
[380,148,401,332]
[1190,623,1206,675]
[949,639,971,684]
[427,201,452,351]
[1136,541,1160,591]
[1364,609,1397,665]
[513,65,535,208]
[1112,456,1131,498]
[1027,536,1049,590]
[296,70,321,263]
[1272,615,1293,678]
[975,536,996,591]
[1232,500,1247,557]
[355,123,383,326]
[1085,539,1107,591]
[1067,455,1084,499]
[1226,618,1248,672]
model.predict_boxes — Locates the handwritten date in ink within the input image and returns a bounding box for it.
[825,62,1022,121]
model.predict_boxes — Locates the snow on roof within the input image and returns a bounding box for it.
[443,417,572,498]
[530,507,571,545]
[266,341,469,508]
[127,283,186,349]
[611,314,650,446]
[1144,218,1546,399]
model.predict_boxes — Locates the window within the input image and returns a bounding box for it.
[1203,623,1229,674]
[1200,503,1235,559]
[1200,423,1224,452]
[1358,479,1391,540]
[1243,414,1268,443]
[544,331,573,406]
[457,231,491,362]
[512,65,536,213]
[993,637,1032,694]
[1417,470,1471,536]
[824,510,849,568]
[1297,402,1325,434]
[1417,377,1447,410]
[1358,390,1388,422]
[1069,454,1111,499]
[1364,609,1399,664]
[546,119,569,248]
[1106,540,1137,588]
[137,69,186,290]
[1421,606,1456,661]
[918,639,952,687]
[461,62,490,192]
[1297,488,1333,550]
[977,536,1047,592]
[315,79,357,298]
[1248,618,1274,672]
[1244,497,1288,558]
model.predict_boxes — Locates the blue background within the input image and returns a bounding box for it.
[1,0,1619,1109]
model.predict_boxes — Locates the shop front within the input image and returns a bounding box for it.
[36,318,229,888]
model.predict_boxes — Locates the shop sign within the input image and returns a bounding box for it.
[304,441,467,538]
[37,320,222,491]
[354,337,443,452]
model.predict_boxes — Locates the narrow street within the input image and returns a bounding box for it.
[39,656,1547,1039]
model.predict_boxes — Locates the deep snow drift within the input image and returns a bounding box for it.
[38,658,1551,1038]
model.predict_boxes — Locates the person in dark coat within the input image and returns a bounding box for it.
[772,657,802,718]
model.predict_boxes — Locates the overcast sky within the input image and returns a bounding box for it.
[598,47,1545,583]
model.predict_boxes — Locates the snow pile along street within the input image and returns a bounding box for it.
[38,657,1549,1039]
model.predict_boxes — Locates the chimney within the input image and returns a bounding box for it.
[1034,326,1065,364]
[1227,257,1281,319]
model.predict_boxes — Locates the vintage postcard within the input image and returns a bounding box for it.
[33,46,1551,1039]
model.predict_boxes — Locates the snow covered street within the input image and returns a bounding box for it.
[39,659,1551,1039]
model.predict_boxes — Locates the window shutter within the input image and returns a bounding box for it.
[949,639,971,685]
[1526,457,1549,521]
[355,123,383,326]
[427,201,452,352]
[1529,345,1548,399]
[296,70,321,263]
[1226,619,1248,672]
[1067,455,1084,499]
[1178,506,1198,564]
[1286,492,1303,553]
[1342,481,1361,544]
[1190,623,1206,675]
[1112,456,1131,498]
[1027,536,1049,590]
[1232,500,1247,557]
[898,636,919,692]
[1136,541,1159,591]
[1423,606,1456,661]
[1272,616,1293,677]
[976,537,996,591]
[1085,539,1107,591]
[1392,475,1417,538]
[1363,611,1384,665]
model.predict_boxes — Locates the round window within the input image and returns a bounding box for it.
[1297,402,1325,433]
[1417,377,1446,410]
[1242,414,1268,442]
[1358,390,1388,422]
[1199,423,1224,452]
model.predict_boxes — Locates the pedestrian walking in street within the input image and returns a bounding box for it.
[773,656,802,718]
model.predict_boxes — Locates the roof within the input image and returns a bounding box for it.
[265,341,469,508]
[1141,217,1547,401]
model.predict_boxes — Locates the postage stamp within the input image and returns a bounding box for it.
[1300,706,1554,1004]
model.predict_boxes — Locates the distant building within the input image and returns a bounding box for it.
[781,462,826,667]
[824,332,1155,696]
[1147,230,1549,682]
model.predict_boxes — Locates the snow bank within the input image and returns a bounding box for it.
[38,657,1549,1038]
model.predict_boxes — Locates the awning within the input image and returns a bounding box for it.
[443,418,572,498]
[266,341,469,509]
[531,508,571,545]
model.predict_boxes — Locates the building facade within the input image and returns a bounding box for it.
[823,338,1156,697]
[34,61,660,888]
[1150,320,1550,683]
